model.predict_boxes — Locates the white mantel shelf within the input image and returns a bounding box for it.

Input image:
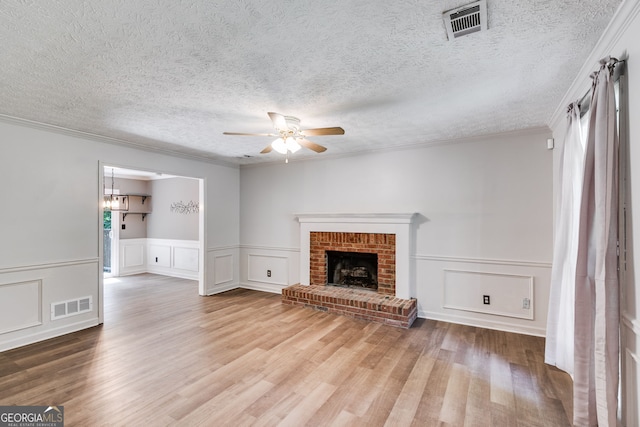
[296,212,418,300]
[296,213,417,224]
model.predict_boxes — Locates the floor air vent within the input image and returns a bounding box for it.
[443,0,487,40]
[51,296,92,320]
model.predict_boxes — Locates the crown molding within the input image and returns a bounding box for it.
[0,113,239,169]
[239,126,551,170]
[547,0,640,132]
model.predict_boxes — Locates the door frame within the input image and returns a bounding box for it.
[103,187,121,278]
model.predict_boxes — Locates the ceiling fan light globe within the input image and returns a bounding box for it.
[286,137,301,153]
[271,138,287,154]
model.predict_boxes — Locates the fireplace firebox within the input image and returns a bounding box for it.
[326,250,378,291]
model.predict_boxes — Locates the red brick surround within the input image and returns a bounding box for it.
[310,232,396,296]
[282,284,417,328]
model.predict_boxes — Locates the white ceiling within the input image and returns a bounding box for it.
[0,0,622,165]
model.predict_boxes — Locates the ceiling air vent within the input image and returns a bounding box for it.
[443,0,487,40]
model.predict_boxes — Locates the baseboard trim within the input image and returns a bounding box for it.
[147,266,198,281]
[420,310,546,337]
[119,268,147,277]
[0,318,101,352]
[206,281,284,295]
[240,281,285,294]
[206,282,239,295]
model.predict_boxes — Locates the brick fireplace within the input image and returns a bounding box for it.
[310,232,395,295]
[282,213,418,328]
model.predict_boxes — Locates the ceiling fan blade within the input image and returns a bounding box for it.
[267,112,288,130]
[260,144,273,154]
[223,132,277,136]
[300,127,345,136]
[298,138,327,153]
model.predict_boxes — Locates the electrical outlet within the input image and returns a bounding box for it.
[267,270,271,277]
[523,298,531,309]
[483,295,490,305]
[121,224,126,230]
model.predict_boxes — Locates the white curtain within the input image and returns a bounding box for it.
[546,57,620,426]
[545,102,585,376]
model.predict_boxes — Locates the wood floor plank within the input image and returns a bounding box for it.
[278,382,338,426]
[490,353,516,408]
[0,274,573,426]
[383,351,435,425]
[330,410,360,426]
[439,362,471,425]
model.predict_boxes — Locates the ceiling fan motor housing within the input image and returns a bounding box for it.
[282,116,301,134]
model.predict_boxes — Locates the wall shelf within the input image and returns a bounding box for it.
[118,194,151,221]
[126,194,151,205]
[122,212,148,221]
[113,193,151,222]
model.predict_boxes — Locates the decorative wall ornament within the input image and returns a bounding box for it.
[170,200,199,214]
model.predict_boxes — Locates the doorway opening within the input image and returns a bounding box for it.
[99,164,206,309]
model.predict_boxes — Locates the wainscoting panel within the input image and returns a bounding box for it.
[120,239,146,275]
[148,244,171,268]
[146,239,199,280]
[206,246,239,294]
[119,239,201,280]
[0,259,101,352]
[0,280,41,334]
[173,247,199,272]
[240,246,300,294]
[248,254,288,286]
[416,255,551,336]
[443,269,533,320]
[214,254,233,285]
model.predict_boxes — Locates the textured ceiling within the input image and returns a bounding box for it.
[0,0,622,165]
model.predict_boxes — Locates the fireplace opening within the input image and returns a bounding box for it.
[326,250,378,291]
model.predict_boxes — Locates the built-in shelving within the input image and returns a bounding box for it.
[121,194,152,221]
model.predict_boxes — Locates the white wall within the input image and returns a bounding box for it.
[113,177,150,239]
[240,128,553,335]
[147,177,200,241]
[0,119,240,351]
[547,2,640,424]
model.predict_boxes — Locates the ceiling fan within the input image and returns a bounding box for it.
[224,112,345,163]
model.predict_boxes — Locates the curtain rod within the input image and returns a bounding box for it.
[574,57,625,112]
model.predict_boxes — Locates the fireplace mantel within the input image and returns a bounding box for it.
[296,213,416,224]
[296,213,417,299]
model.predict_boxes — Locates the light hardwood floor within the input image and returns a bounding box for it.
[0,274,573,426]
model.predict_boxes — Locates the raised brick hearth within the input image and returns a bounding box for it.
[282,284,417,328]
